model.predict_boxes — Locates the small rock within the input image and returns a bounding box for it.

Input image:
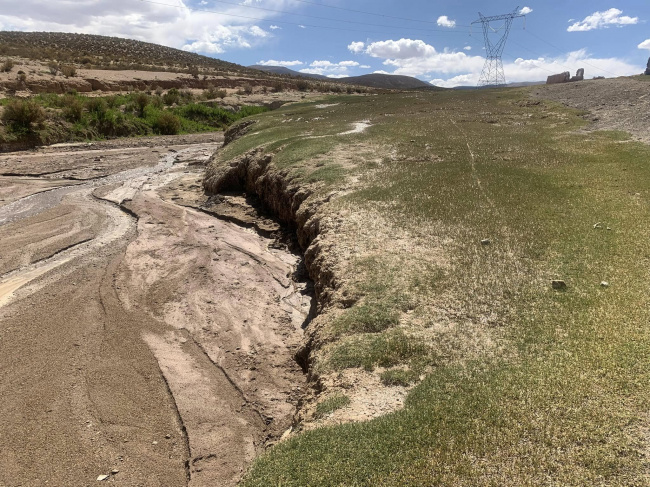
[165,434,171,439]
[152,441,158,445]
[111,469,119,475]
[480,239,491,245]
[600,281,609,288]
[96,475,109,481]
[593,222,603,229]
[552,280,567,290]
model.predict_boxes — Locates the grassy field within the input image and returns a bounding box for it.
[210,87,650,486]
[0,89,267,146]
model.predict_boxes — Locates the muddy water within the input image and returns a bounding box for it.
[0,142,307,486]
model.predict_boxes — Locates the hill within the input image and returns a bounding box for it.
[0,31,259,76]
[249,65,435,89]
[339,73,432,89]
[247,65,329,81]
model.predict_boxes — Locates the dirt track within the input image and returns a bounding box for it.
[0,134,308,486]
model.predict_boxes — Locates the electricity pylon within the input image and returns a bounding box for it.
[472,7,525,87]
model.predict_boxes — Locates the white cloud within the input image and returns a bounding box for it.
[301,59,361,76]
[639,39,650,50]
[269,25,281,30]
[0,0,285,55]
[348,41,365,53]
[365,38,436,60]
[437,15,456,28]
[352,36,638,87]
[464,46,472,51]
[519,7,533,15]
[298,24,306,29]
[568,8,638,32]
[430,49,639,87]
[258,59,303,66]
[360,64,371,69]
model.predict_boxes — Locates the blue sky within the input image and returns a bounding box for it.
[1,1,649,86]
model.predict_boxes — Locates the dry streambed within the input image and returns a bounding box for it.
[0,136,308,485]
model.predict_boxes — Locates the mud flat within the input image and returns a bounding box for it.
[0,134,308,485]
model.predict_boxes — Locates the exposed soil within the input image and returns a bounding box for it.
[0,134,309,485]
[531,77,650,144]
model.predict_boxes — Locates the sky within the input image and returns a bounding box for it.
[1,1,649,86]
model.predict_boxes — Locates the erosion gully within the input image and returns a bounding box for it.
[0,135,310,486]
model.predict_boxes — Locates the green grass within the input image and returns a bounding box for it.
[314,394,351,419]
[215,89,650,486]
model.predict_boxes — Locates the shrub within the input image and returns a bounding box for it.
[153,111,181,135]
[243,84,253,95]
[163,88,180,106]
[188,65,199,79]
[1,58,14,73]
[18,72,27,82]
[272,81,283,93]
[60,65,76,77]
[2,99,46,131]
[62,96,85,122]
[215,89,227,99]
[47,61,58,75]
[154,86,164,97]
[85,97,107,116]
[179,89,194,103]
[133,92,150,116]
[296,79,310,91]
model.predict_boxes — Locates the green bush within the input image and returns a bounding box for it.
[85,97,107,116]
[162,88,180,106]
[62,96,84,122]
[2,99,45,132]
[380,368,419,387]
[133,92,150,116]
[153,111,181,135]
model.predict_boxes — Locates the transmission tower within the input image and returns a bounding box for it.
[472,7,525,87]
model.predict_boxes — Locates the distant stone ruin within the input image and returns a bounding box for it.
[645,57,650,75]
[570,68,584,82]
[546,68,585,85]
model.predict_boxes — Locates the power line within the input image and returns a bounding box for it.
[139,0,472,35]
[283,0,473,28]
[524,28,620,77]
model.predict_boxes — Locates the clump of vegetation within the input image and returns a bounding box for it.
[0,91,268,147]
[1,58,14,72]
[60,64,76,77]
[295,79,310,91]
[62,96,84,122]
[314,394,351,419]
[2,99,45,132]
[152,111,181,135]
[379,368,419,387]
[163,88,180,106]
[47,61,58,75]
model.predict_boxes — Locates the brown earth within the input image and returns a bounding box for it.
[0,133,309,485]
[531,77,650,144]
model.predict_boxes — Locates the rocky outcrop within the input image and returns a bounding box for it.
[546,72,570,85]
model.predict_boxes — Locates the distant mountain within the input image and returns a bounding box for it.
[338,74,432,90]
[247,65,329,80]
[248,65,437,90]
